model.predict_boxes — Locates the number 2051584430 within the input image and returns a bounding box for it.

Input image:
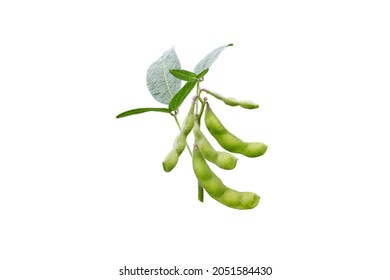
[212,266,272,276]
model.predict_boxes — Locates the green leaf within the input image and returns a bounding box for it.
[146,47,181,105]
[193,44,233,75]
[170,69,197,81]
[116,107,171,118]
[169,81,197,111]
[197,68,209,79]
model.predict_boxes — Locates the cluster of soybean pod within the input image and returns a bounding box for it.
[162,90,268,210]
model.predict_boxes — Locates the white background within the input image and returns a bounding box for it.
[1,1,390,279]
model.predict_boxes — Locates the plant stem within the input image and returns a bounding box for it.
[171,84,204,203]
[195,81,204,202]
[197,99,206,123]
[198,182,204,202]
[200,88,224,102]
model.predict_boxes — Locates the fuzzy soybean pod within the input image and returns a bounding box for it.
[204,90,259,109]
[192,145,260,210]
[193,120,238,170]
[204,103,267,158]
[162,102,195,172]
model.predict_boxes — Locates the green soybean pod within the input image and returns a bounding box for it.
[162,134,186,172]
[204,103,267,158]
[192,145,260,210]
[238,100,259,109]
[204,90,259,109]
[193,120,238,170]
[162,101,195,172]
[180,101,195,135]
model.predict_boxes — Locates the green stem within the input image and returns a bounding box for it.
[197,95,205,105]
[195,81,204,202]
[198,182,204,202]
[171,85,204,203]
[197,99,206,124]
[200,88,224,102]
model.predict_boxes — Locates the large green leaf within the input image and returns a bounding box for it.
[193,44,233,75]
[116,107,171,118]
[169,81,197,111]
[146,47,181,105]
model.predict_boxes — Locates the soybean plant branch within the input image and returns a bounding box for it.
[117,44,266,209]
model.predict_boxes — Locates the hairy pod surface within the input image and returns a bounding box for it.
[192,145,260,210]
[181,101,195,134]
[162,150,179,172]
[205,91,259,109]
[204,103,267,158]
[193,121,238,170]
[238,100,259,109]
[162,101,195,172]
